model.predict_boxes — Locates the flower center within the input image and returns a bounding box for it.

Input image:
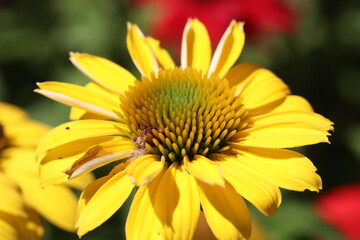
[0,123,7,151]
[120,68,248,163]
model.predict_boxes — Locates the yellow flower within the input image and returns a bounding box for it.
[35,19,333,239]
[0,102,94,240]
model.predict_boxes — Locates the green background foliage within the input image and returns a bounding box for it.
[0,0,359,239]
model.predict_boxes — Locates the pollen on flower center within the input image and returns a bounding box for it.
[119,68,248,163]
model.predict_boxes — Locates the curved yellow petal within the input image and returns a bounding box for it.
[70,107,107,121]
[146,37,175,70]
[126,154,164,186]
[65,138,134,179]
[237,147,322,192]
[16,207,43,240]
[127,23,159,77]
[0,102,27,123]
[126,186,160,240]
[219,156,282,216]
[250,111,334,132]
[39,136,116,186]
[36,119,127,157]
[197,181,251,239]
[76,168,134,236]
[0,216,20,240]
[0,173,25,217]
[70,52,136,94]
[208,21,245,78]
[22,180,78,232]
[65,173,95,190]
[181,19,211,73]
[150,163,200,239]
[35,81,120,120]
[233,122,330,148]
[271,95,315,113]
[239,69,290,116]
[184,155,224,186]
[225,62,262,93]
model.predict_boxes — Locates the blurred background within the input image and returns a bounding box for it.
[0,0,359,239]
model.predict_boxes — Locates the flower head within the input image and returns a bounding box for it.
[0,102,94,239]
[36,19,333,239]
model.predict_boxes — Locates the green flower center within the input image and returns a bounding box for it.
[120,68,247,163]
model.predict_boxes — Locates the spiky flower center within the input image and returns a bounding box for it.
[120,68,247,164]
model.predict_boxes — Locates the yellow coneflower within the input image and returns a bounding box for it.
[35,19,333,239]
[0,102,93,239]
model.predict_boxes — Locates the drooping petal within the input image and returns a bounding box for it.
[197,180,252,239]
[65,137,134,179]
[76,166,134,237]
[126,186,160,240]
[127,23,159,77]
[233,122,330,148]
[181,19,211,73]
[39,136,115,186]
[35,82,120,120]
[238,68,290,116]
[36,119,127,157]
[236,147,322,192]
[126,154,165,186]
[219,156,282,216]
[149,163,200,240]
[65,172,95,190]
[70,53,136,93]
[146,37,175,70]
[184,155,224,186]
[208,21,245,78]
[249,111,334,132]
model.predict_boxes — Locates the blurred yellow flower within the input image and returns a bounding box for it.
[35,19,333,239]
[0,102,94,240]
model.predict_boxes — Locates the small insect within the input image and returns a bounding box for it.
[134,126,162,149]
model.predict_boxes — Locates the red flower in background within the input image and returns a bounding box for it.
[315,183,360,240]
[133,0,297,49]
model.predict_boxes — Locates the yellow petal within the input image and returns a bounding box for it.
[197,181,251,239]
[126,154,164,186]
[65,173,95,190]
[271,95,315,113]
[236,147,322,192]
[35,81,120,120]
[0,216,21,240]
[150,163,200,239]
[181,19,211,73]
[146,37,175,70]
[65,138,134,179]
[70,107,107,121]
[21,180,78,232]
[225,62,262,93]
[238,68,290,116]
[0,102,27,123]
[36,119,127,157]
[70,52,136,94]
[126,186,160,240]
[0,173,26,217]
[127,23,159,77]
[250,111,334,132]
[184,155,224,186]
[219,156,282,216]
[208,21,245,78]
[16,207,44,240]
[39,136,115,186]
[76,168,134,236]
[234,122,330,148]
